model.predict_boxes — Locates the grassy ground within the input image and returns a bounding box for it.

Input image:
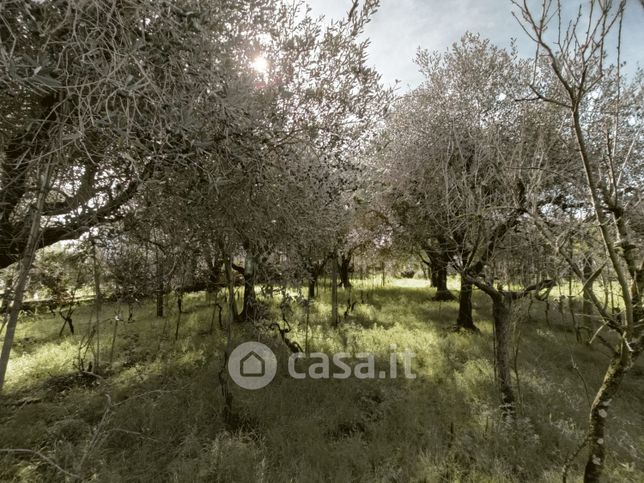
[0,278,642,482]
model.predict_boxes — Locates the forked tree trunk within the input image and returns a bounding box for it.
[466,277,556,417]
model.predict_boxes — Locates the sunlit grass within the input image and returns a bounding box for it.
[0,277,642,482]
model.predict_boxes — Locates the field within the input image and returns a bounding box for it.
[1,279,642,482]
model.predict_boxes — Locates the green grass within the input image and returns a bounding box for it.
[0,278,642,482]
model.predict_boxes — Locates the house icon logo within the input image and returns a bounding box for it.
[228,342,277,390]
[240,351,265,377]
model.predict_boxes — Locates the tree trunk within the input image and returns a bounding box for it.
[467,278,557,418]
[174,293,183,340]
[1,273,12,315]
[0,260,32,390]
[109,315,119,365]
[58,313,74,337]
[339,253,352,289]
[219,256,235,425]
[0,164,51,391]
[307,259,325,300]
[91,239,102,372]
[241,253,258,321]
[155,245,164,318]
[156,286,164,318]
[308,278,316,299]
[223,260,239,322]
[419,262,429,281]
[432,253,454,301]
[456,275,477,331]
[492,293,515,415]
[205,254,222,299]
[581,255,594,340]
[430,268,439,287]
[331,254,339,327]
[583,349,628,482]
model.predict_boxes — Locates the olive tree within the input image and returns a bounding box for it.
[514,0,644,480]
[380,34,550,330]
[0,0,306,389]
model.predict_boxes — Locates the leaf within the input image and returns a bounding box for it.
[32,74,62,89]
[62,132,83,142]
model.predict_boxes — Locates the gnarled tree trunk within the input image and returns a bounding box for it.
[456,275,477,331]
[339,252,352,289]
[431,252,454,301]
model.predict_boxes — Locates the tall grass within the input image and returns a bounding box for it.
[0,279,642,482]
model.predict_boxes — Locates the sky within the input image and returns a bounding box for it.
[307,0,644,91]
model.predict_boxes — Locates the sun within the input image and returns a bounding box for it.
[251,55,269,74]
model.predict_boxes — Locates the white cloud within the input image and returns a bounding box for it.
[307,0,644,90]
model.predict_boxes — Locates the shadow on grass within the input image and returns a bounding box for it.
[1,281,643,482]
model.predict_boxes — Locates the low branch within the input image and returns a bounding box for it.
[0,448,79,480]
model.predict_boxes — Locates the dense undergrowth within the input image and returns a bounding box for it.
[1,279,642,482]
